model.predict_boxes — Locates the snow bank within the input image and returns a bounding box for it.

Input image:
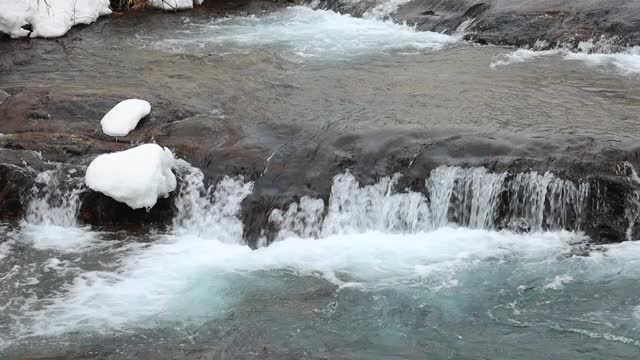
[0,0,111,38]
[148,0,204,10]
[85,144,177,209]
[100,99,151,137]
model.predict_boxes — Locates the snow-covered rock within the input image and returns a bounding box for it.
[100,99,151,137]
[0,0,111,38]
[148,0,204,10]
[85,144,177,209]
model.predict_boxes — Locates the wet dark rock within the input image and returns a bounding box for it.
[78,191,175,229]
[0,164,32,221]
[0,149,48,222]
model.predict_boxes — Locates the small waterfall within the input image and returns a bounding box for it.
[320,173,432,235]
[268,196,325,239]
[172,160,254,243]
[269,166,591,240]
[24,167,84,227]
[507,172,590,232]
[623,162,640,240]
[428,166,507,229]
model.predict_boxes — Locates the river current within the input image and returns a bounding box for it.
[1,3,640,359]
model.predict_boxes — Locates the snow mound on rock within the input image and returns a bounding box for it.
[85,144,177,209]
[148,0,204,10]
[101,99,151,137]
[0,0,111,38]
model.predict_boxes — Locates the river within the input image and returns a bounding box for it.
[1,3,640,359]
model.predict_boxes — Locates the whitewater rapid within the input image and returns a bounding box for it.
[143,5,640,75]
[2,163,640,353]
[149,6,458,60]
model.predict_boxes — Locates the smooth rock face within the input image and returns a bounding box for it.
[101,99,151,137]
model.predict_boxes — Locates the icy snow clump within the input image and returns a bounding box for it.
[101,99,151,137]
[85,144,177,209]
[0,0,111,38]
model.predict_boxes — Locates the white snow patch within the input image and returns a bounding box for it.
[0,0,111,38]
[85,144,177,209]
[100,99,151,137]
[148,0,204,10]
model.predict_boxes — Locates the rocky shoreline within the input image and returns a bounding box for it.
[1,0,640,245]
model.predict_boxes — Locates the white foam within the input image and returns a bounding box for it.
[543,274,574,290]
[0,237,12,261]
[24,175,255,336]
[22,228,580,336]
[152,6,456,60]
[85,144,177,209]
[490,48,562,68]
[491,44,640,74]
[17,224,102,253]
[564,47,640,74]
[100,99,151,137]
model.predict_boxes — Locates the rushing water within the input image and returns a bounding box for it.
[2,3,640,359]
[1,163,640,358]
[148,6,458,59]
